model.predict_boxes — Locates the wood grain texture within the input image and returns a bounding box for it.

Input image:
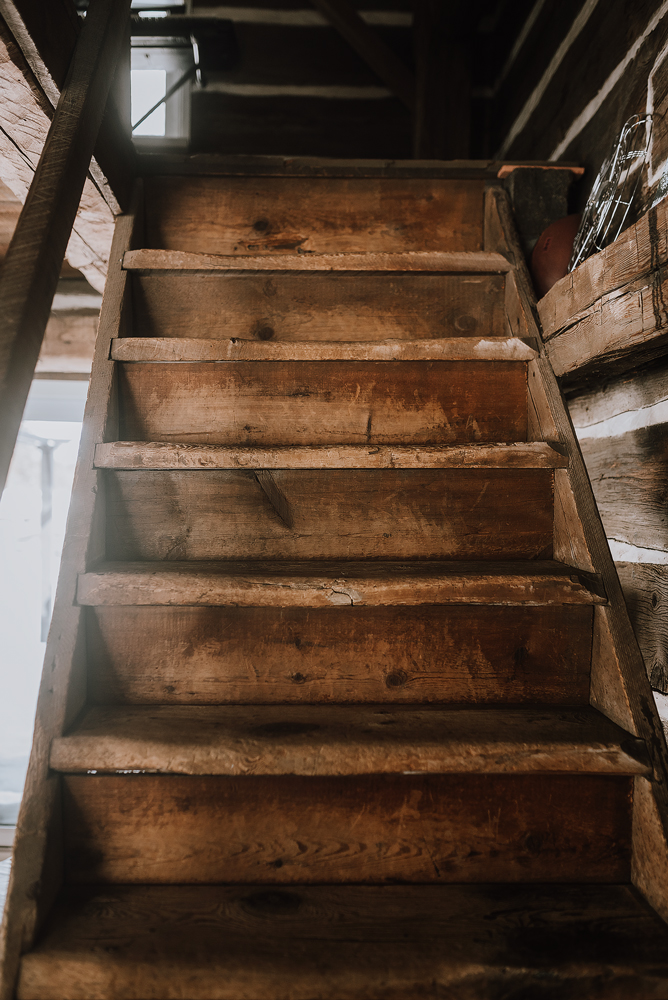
[103,468,554,561]
[51,706,648,776]
[94,441,567,471]
[62,773,632,884]
[0,0,128,492]
[142,176,487,254]
[86,603,593,706]
[125,249,509,271]
[543,266,668,384]
[117,361,529,446]
[0,194,141,1000]
[77,560,606,608]
[130,271,506,341]
[113,337,532,362]
[580,425,668,553]
[538,198,668,339]
[618,562,668,694]
[17,883,668,1000]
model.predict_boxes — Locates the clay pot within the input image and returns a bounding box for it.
[530,214,581,299]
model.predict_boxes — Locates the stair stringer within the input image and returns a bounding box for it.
[0,183,143,1000]
[485,183,668,923]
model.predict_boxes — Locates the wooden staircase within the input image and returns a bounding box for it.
[4,164,668,999]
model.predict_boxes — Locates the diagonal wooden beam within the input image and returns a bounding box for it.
[0,0,130,495]
[309,0,414,110]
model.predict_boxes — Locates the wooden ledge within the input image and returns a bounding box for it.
[76,560,606,607]
[111,337,536,363]
[122,249,512,273]
[50,706,649,777]
[94,441,568,471]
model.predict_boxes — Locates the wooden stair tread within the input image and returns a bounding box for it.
[111,336,537,362]
[18,884,668,999]
[50,706,649,776]
[123,249,512,272]
[77,560,606,606]
[94,441,568,470]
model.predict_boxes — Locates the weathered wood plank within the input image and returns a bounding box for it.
[0,193,141,1000]
[0,0,129,493]
[568,362,668,430]
[0,15,114,293]
[309,0,414,109]
[94,441,567,471]
[103,468,554,561]
[113,337,531,361]
[17,883,668,1000]
[130,269,506,341]
[618,562,668,694]
[543,265,668,384]
[62,773,632,884]
[580,425,668,553]
[86,602,593,706]
[117,361,529,446]
[51,706,648,776]
[142,176,487,254]
[538,198,668,339]
[77,560,606,608]
[125,249,510,271]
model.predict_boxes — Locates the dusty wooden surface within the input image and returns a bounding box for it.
[17,883,668,1000]
[117,361,529,445]
[86,603,593,706]
[51,705,648,776]
[103,468,554,561]
[142,177,486,254]
[62,773,632,884]
[538,199,668,340]
[77,559,605,608]
[94,441,566,471]
[124,248,510,271]
[130,270,506,341]
[112,337,533,361]
[580,425,668,553]
[618,563,668,694]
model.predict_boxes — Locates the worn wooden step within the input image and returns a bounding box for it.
[111,337,535,362]
[94,441,567,471]
[102,468,554,561]
[59,772,632,884]
[130,272,506,341]
[124,250,511,272]
[86,602,593,707]
[141,176,491,255]
[117,360,529,446]
[50,706,649,776]
[17,884,668,1000]
[77,560,606,607]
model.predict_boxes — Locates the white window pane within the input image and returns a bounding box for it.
[131,68,166,136]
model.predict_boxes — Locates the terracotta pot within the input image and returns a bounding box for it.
[530,214,581,299]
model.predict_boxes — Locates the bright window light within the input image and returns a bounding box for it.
[131,68,166,136]
[138,10,168,16]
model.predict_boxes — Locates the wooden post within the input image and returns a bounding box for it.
[0,0,130,496]
[413,0,471,159]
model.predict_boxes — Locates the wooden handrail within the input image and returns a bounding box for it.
[0,0,130,496]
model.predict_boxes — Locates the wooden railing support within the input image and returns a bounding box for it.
[0,0,130,496]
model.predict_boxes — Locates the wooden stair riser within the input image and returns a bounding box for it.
[86,604,593,706]
[17,884,668,1000]
[62,773,632,885]
[144,177,486,255]
[103,468,554,561]
[131,271,506,341]
[117,361,529,446]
